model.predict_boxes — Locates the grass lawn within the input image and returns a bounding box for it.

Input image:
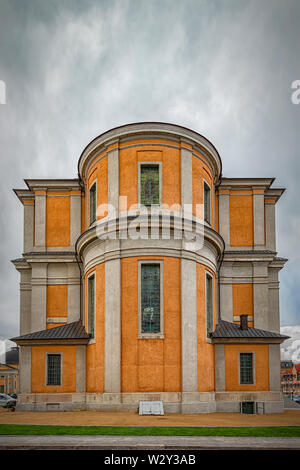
[0,424,299,437]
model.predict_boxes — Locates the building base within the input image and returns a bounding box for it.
[16,391,284,414]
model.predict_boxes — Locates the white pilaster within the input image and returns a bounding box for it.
[31,263,47,332]
[34,191,46,248]
[19,346,31,394]
[181,259,198,393]
[253,191,265,249]
[218,192,230,247]
[104,259,121,393]
[23,204,34,252]
[108,147,119,216]
[181,146,193,208]
[70,193,82,246]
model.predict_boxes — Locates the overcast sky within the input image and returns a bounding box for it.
[0,0,299,358]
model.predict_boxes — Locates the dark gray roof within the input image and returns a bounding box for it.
[212,320,289,339]
[11,321,90,342]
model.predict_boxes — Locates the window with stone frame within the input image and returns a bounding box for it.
[47,354,61,386]
[140,164,160,206]
[89,181,97,225]
[240,352,254,384]
[204,181,211,224]
[88,273,95,338]
[141,263,161,333]
[206,272,213,337]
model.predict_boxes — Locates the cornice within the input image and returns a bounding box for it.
[77,122,222,183]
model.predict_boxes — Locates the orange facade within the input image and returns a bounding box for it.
[31,345,76,393]
[229,193,254,246]
[46,195,70,247]
[224,344,269,392]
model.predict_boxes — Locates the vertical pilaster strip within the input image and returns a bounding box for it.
[219,262,233,322]
[269,344,281,391]
[34,190,46,248]
[268,268,280,333]
[31,263,47,332]
[70,193,82,246]
[214,344,225,391]
[108,146,119,217]
[253,190,265,248]
[20,268,32,335]
[181,259,198,393]
[23,203,34,252]
[253,262,269,330]
[265,201,276,251]
[218,191,230,247]
[76,345,86,393]
[181,146,193,208]
[105,259,121,393]
[19,346,31,394]
[67,263,81,323]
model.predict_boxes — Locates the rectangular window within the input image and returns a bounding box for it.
[204,181,211,224]
[240,352,254,384]
[141,263,161,333]
[89,182,97,225]
[206,273,213,337]
[88,274,95,338]
[47,354,61,386]
[140,164,160,206]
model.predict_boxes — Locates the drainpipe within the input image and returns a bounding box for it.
[76,172,85,323]
[215,174,224,325]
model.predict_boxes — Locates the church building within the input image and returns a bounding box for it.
[12,122,288,413]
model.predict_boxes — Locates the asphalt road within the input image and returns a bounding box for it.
[0,435,299,450]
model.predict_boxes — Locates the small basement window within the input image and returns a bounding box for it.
[240,401,254,414]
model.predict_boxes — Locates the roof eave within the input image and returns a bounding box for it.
[212,336,289,344]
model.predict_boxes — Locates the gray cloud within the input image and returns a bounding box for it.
[0,0,299,339]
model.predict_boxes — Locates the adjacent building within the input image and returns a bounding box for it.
[281,362,300,396]
[11,122,288,413]
[0,347,19,394]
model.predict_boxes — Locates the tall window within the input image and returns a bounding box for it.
[140,164,160,206]
[89,182,97,225]
[240,352,254,384]
[206,273,213,337]
[141,263,161,333]
[204,181,211,224]
[88,273,95,338]
[47,354,61,386]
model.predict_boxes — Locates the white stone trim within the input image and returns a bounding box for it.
[104,259,121,393]
[181,259,198,393]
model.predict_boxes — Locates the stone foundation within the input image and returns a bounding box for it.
[16,391,284,414]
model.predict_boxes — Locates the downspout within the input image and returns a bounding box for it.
[215,174,224,325]
[76,172,85,323]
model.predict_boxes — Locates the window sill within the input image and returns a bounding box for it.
[138,333,164,340]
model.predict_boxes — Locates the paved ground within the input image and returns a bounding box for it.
[284,396,300,409]
[0,435,299,450]
[0,408,300,427]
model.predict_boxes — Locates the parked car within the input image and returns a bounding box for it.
[0,393,17,409]
[8,393,17,400]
